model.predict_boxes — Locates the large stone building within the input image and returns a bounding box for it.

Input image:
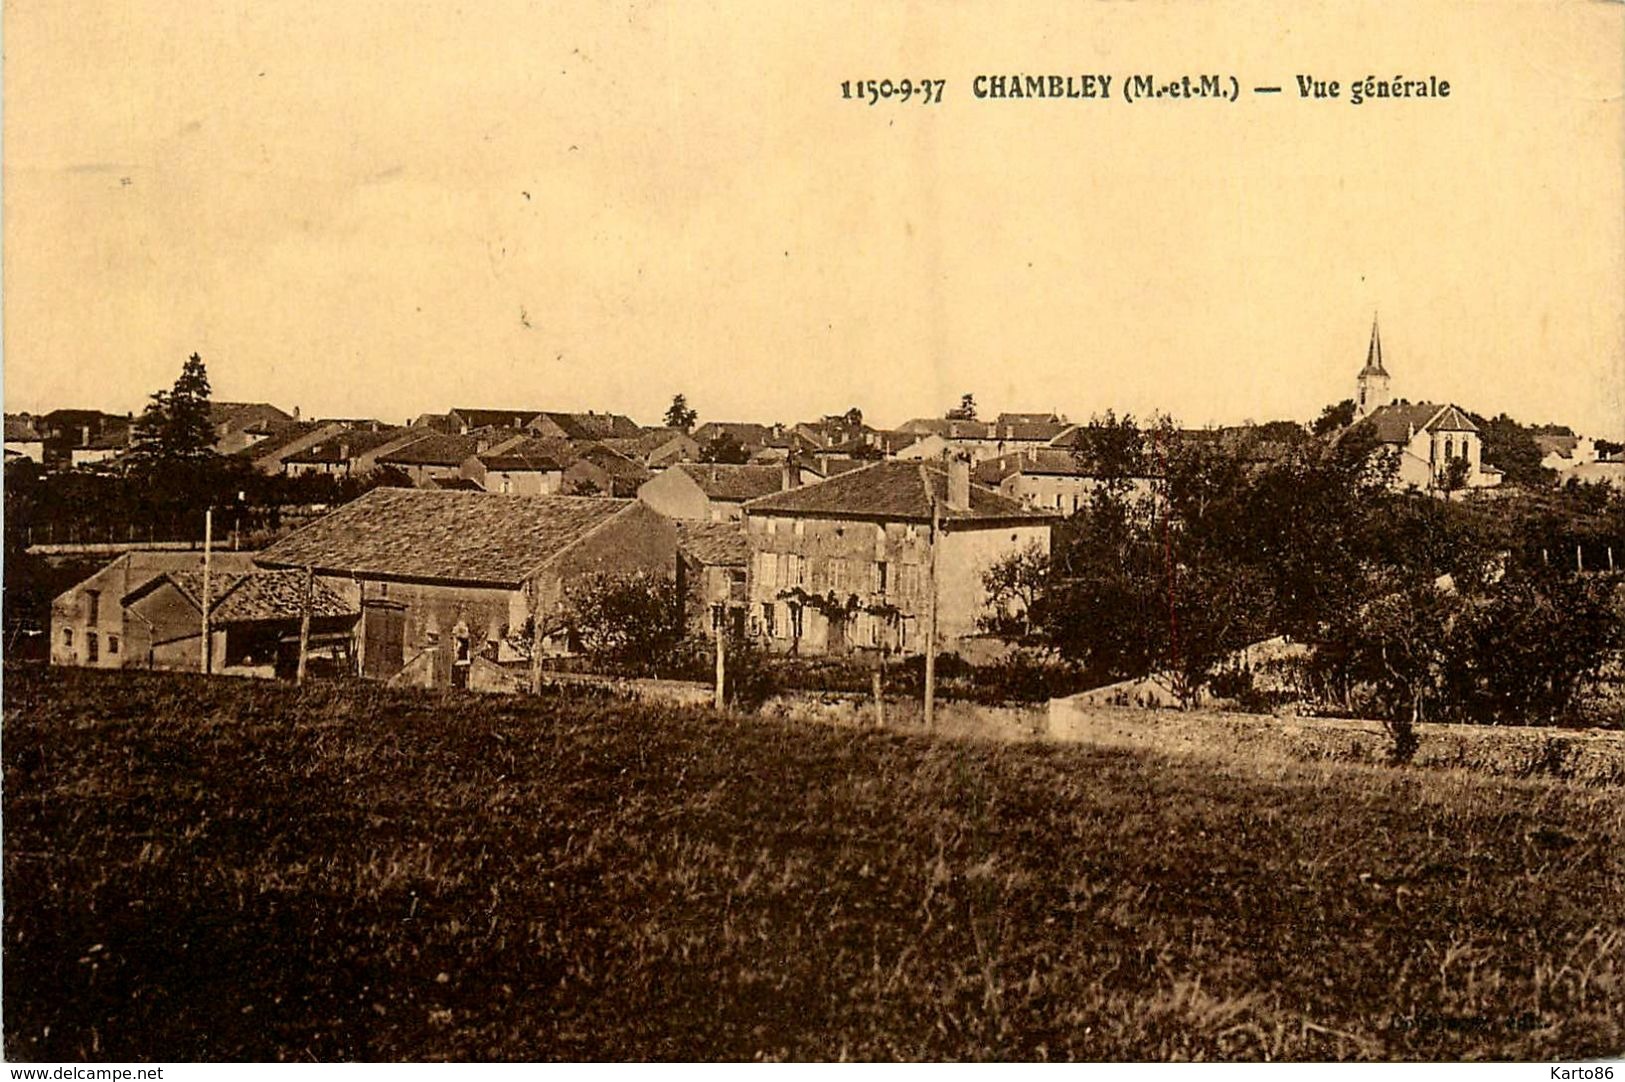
[255,488,677,688]
[739,458,1057,655]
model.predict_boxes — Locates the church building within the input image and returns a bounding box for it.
[1347,318,1502,493]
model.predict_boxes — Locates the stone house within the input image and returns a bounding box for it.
[209,402,294,454]
[675,521,752,638]
[460,442,567,495]
[120,568,357,677]
[740,458,1057,656]
[637,463,793,522]
[50,551,257,670]
[255,488,678,688]
[282,426,426,479]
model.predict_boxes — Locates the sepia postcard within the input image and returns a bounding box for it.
[2,0,1623,1068]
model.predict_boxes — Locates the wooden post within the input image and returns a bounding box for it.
[1576,544,1584,573]
[873,668,884,728]
[1609,546,1616,572]
[529,604,544,696]
[200,508,213,674]
[924,497,940,731]
[714,614,726,709]
[296,565,314,685]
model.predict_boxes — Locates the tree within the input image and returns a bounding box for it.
[1311,398,1357,437]
[979,542,1049,640]
[131,353,217,468]
[698,433,750,464]
[664,393,698,433]
[565,571,683,676]
[1439,455,1471,495]
[842,406,864,429]
[946,393,977,421]
[1471,412,1552,489]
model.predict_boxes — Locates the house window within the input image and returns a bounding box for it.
[86,590,100,626]
[62,627,73,649]
[108,634,120,656]
[793,520,805,537]
[829,558,849,592]
[761,602,776,637]
[86,632,98,663]
[875,561,889,595]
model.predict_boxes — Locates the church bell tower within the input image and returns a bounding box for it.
[1356,315,1391,419]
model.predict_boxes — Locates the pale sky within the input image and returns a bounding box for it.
[5,1,1623,437]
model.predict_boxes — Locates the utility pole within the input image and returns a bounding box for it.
[296,565,314,685]
[200,508,213,674]
[924,497,940,731]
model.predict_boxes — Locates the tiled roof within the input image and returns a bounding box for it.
[601,428,695,460]
[693,422,778,450]
[537,412,643,440]
[1357,402,1479,444]
[996,411,1065,426]
[1534,434,1579,458]
[210,401,288,423]
[4,416,43,441]
[234,421,332,460]
[452,408,545,430]
[578,443,650,482]
[892,418,1066,442]
[975,448,1100,482]
[257,488,638,585]
[143,569,355,623]
[378,433,481,466]
[673,463,784,502]
[743,460,1057,524]
[476,447,566,471]
[676,521,752,567]
[283,426,416,464]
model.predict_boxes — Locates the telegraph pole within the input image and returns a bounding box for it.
[296,565,314,685]
[200,508,213,674]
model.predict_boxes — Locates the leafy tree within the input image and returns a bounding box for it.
[698,433,750,464]
[1439,455,1471,495]
[1471,412,1552,489]
[1455,570,1621,724]
[664,393,698,432]
[1312,398,1357,437]
[979,541,1049,640]
[841,406,864,429]
[946,393,977,422]
[565,571,683,676]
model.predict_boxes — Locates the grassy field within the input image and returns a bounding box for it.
[3,666,1622,1061]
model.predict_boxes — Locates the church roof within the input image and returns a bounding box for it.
[1358,402,1480,444]
[1359,317,1389,379]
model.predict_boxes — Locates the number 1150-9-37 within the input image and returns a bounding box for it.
[841,79,946,105]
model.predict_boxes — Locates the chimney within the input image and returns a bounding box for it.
[781,453,801,491]
[80,425,91,445]
[293,405,301,421]
[947,453,971,512]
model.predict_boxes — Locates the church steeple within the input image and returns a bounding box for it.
[1355,314,1392,418]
